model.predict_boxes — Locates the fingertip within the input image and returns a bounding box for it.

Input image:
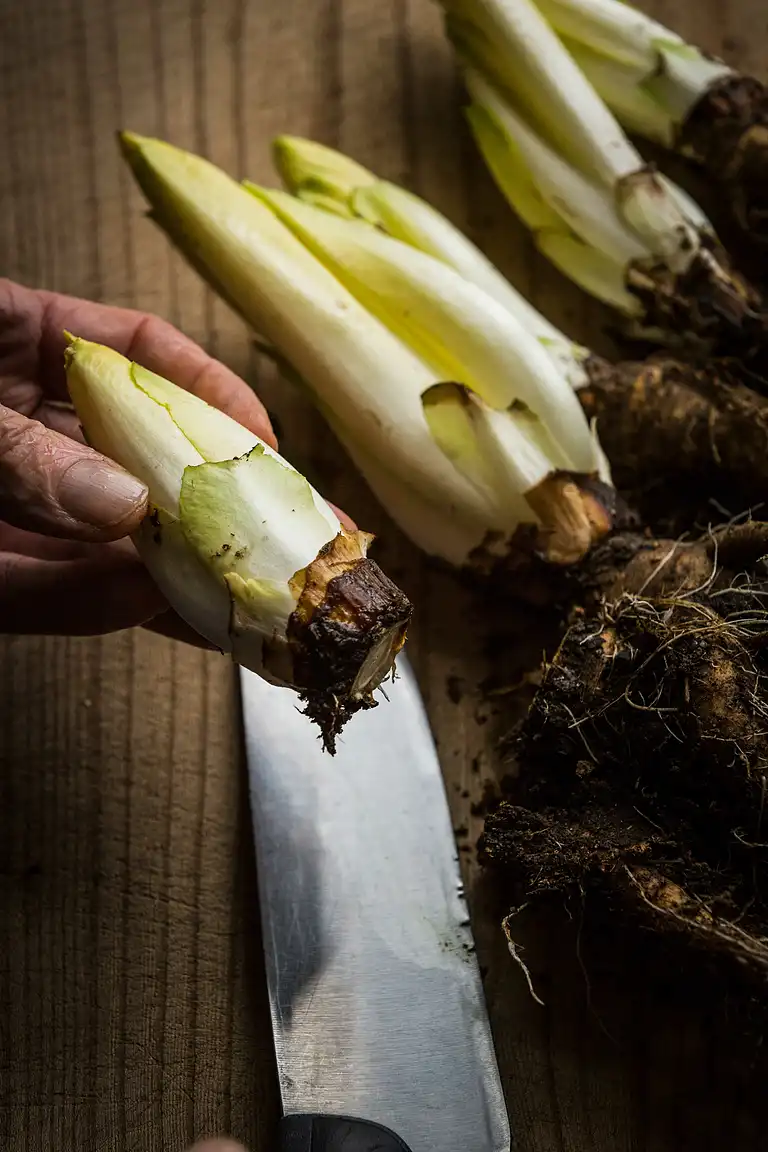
[0,551,167,637]
[142,609,218,649]
[328,501,357,532]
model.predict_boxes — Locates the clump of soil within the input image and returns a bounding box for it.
[483,521,768,987]
[579,354,768,537]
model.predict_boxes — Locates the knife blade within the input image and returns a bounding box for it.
[240,655,510,1152]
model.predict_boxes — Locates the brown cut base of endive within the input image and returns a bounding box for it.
[288,536,412,753]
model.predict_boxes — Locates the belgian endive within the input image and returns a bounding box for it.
[271,137,768,516]
[120,132,616,573]
[528,0,768,243]
[64,336,411,751]
[436,0,766,351]
[272,134,591,390]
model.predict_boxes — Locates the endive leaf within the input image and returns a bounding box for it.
[561,35,676,146]
[66,337,203,515]
[464,103,564,233]
[441,0,642,184]
[136,507,234,653]
[535,0,667,69]
[274,135,580,361]
[179,446,337,586]
[352,178,574,353]
[251,185,598,473]
[534,0,732,123]
[131,363,261,462]
[422,383,552,507]
[272,135,377,208]
[464,67,649,266]
[121,133,493,521]
[536,230,642,315]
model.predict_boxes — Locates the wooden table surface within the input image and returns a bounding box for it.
[1,1,765,1149]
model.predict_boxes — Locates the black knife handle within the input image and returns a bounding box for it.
[279,1114,413,1151]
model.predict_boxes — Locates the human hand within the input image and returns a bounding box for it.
[187,1141,248,1152]
[0,278,279,641]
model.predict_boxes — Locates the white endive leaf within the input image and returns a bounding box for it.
[464,102,569,233]
[133,363,340,531]
[252,186,598,475]
[135,508,234,653]
[464,67,649,266]
[440,0,642,184]
[131,363,261,461]
[534,0,733,120]
[351,180,565,344]
[422,384,552,507]
[274,135,584,370]
[561,35,677,146]
[331,431,499,567]
[272,135,377,207]
[66,338,203,515]
[179,446,335,587]
[649,40,733,122]
[303,386,554,564]
[536,230,643,316]
[535,0,672,69]
[121,133,496,522]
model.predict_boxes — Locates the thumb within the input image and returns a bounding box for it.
[0,402,149,541]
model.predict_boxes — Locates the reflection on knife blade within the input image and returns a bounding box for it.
[241,656,510,1152]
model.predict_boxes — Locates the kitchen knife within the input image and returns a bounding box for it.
[240,655,510,1152]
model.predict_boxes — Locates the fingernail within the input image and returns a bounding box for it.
[59,458,148,527]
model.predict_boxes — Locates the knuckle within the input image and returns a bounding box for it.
[0,408,65,507]
[0,409,46,471]
[126,311,173,361]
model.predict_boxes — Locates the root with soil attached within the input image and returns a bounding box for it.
[680,75,768,247]
[483,521,768,989]
[578,355,768,531]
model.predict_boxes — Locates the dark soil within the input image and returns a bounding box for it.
[680,73,768,245]
[482,521,768,992]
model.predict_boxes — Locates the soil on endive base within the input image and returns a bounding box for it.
[287,531,412,753]
[579,354,768,531]
[482,521,768,1000]
[679,73,768,246]
[625,237,768,362]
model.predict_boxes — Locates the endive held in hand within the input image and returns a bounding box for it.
[529,0,768,243]
[64,336,412,752]
[120,131,617,574]
[436,0,768,353]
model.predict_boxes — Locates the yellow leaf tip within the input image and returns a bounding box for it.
[62,329,78,369]
[118,129,141,152]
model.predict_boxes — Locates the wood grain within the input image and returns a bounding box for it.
[0,1,765,1149]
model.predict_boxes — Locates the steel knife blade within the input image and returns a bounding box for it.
[240,655,510,1152]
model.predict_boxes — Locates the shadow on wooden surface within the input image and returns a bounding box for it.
[1,0,767,1148]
